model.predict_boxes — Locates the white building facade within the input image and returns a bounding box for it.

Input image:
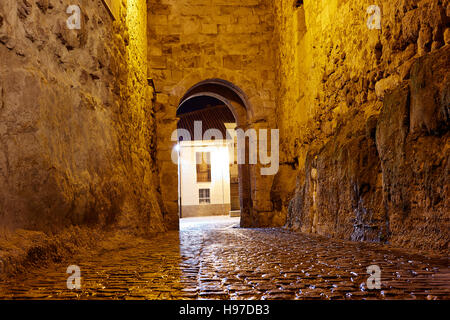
[176,105,240,218]
[178,138,233,217]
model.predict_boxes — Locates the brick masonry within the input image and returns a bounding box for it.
[181,204,231,218]
[274,0,449,251]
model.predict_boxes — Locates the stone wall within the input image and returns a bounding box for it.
[275,0,449,251]
[181,204,231,218]
[147,0,279,228]
[0,0,165,235]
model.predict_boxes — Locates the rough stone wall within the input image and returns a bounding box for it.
[0,0,165,235]
[275,0,449,251]
[147,0,279,228]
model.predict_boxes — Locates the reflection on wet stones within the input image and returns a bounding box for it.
[0,217,448,300]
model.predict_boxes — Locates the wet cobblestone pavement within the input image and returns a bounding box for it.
[0,216,448,300]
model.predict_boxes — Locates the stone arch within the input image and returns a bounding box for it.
[157,70,276,230]
[167,70,271,124]
[175,78,254,227]
[178,79,251,127]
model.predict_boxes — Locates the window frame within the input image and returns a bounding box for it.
[198,188,211,205]
[196,151,212,183]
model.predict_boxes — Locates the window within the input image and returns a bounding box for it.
[199,189,211,204]
[196,152,211,183]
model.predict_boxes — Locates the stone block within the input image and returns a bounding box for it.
[201,24,218,35]
[223,55,243,70]
[149,55,167,69]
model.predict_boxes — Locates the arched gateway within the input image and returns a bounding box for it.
[174,79,253,227]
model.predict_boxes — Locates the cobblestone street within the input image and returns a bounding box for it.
[0,217,448,300]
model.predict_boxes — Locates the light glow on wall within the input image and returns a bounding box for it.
[213,147,230,181]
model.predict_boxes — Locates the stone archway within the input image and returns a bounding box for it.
[175,79,254,227]
[155,72,278,231]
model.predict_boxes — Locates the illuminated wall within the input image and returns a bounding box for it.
[0,0,165,235]
[179,140,232,217]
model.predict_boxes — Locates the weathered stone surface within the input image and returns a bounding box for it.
[269,164,297,227]
[286,114,385,242]
[277,0,449,251]
[410,45,449,134]
[0,1,165,237]
[376,47,449,251]
[0,0,448,263]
